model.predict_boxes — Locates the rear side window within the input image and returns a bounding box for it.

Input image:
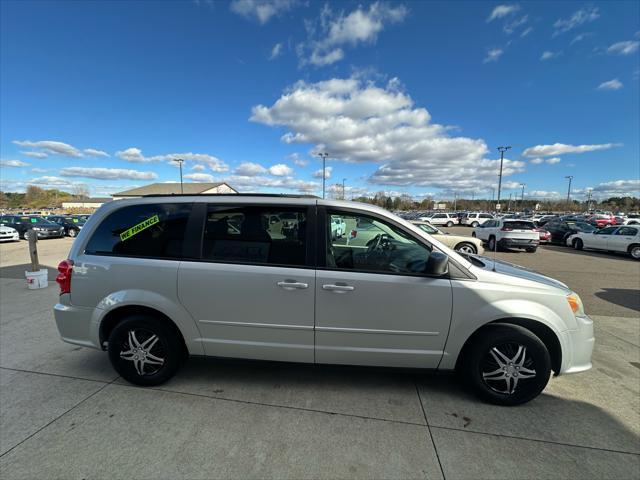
[503,221,535,230]
[202,206,308,267]
[85,203,191,259]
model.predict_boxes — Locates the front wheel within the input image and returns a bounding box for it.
[446,221,454,227]
[456,242,477,254]
[461,324,551,406]
[68,228,77,238]
[573,238,583,250]
[108,316,184,386]
[629,245,640,260]
[471,221,479,228]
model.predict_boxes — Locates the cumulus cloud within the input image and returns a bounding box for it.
[20,151,48,159]
[597,79,623,91]
[1,159,30,167]
[528,190,561,199]
[591,179,640,198]
[13,140,83,157]
[191,164,206,172]
[183,173,216,182]
[269,42,284,60]
[83,148,110,157]
[607,40,639,55]
[487,4,519,22]
[235,162,267,176]
[504,15,528,35]
[28,176,73,186]
[222,175,318,192]
[522,143,620,158]
[301,2,407,66]
[230,0,297,24]
[545,157,562,165]
[59,167,158,180]
[287,153,308,167]
[115,148,228,172]
[268,163,293,176]
[30,168,50,173]
[251,76,525,192]
[553,7,599,36]
[312,166,333,179]
[483,48,503,63]
[540,50,562,61]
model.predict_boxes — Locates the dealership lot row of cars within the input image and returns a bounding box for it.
[0,214,91,242]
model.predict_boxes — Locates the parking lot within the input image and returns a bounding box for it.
[0,235,638,479]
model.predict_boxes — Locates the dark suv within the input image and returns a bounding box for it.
[47,215,86,237]
[0,215,65,239]
[544,219,596,245]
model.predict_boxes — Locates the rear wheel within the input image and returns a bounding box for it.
[108,315,183,386]
[471,221,479,228]
[525,247,537,253]
[456,242,477,254]
[629,244,640,260]
[488,236,497,251]
[446,221,454,227]
[573,238,583,250]
[462,324,551,406]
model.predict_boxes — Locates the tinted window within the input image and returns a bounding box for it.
[617,227,638,236]
[597,226,618,235]
[484,220,496,227]
[85,203,191,258]
[480,214,492,218]
[202,206,307,266]
[327,211,431,274]
[503,221,535,230]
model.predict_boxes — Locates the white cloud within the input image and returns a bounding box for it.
[251,76,525,192]
[545,157,561,165]
[30,168,50,173]
[235,162,267,176]
[115,148,229,171]
[592,179,640,198]
[83,148,110,157]
[301,2,407,66]
[504,15,528,35]
[59,167,158,180]
[221,174,318,192]
[269,42,284,60]
[487,4,519,22]
[483,48,503,63]
[28,176,73,186]
[607,40,640,56]
[20,151,48,159]
[191,164,206,172]
[287,153,308,167]
[230,0,297,24]
[528,190,561,199]
[268,163,293,176]
[530,158,544,165]
[553,7,599,36]
[13,140,83,157]
[523,143,620,157]
[183,173,216,182]
[1,159,30,167]
[570,32,591,45]
[312,166,333,179]
[597,78,623,91]
[520,26,533,37]
[540,50,562,61]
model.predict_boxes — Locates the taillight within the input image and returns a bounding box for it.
[501,226,512,231]
[350,230,357,238]
[56,259,73,295]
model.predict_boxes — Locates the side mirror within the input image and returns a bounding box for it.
[425,252,449,276]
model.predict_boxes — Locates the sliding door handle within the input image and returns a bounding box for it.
[277,281,309,290]
[322,284,355,293]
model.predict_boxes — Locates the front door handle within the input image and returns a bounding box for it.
[277,281,309,290]
[322,284,355,293]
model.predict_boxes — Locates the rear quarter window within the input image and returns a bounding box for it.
[504,221,536,230]
[85,203,192,259]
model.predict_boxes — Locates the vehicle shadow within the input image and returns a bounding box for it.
[0,263,58,280]
[595,288,640,312]
[542,244,635,262]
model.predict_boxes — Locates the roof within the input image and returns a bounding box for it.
[62,197,112,204]
[113,182,236,197]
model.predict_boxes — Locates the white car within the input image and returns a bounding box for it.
[460,212,494,227]
[0,225,19,242]
[473,219,540,252]
[411,221,484,254]
[567,225,640,260]
[623,219,640,226]
[330,215,346,240]
[419,212,457,227]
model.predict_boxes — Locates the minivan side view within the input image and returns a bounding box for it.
[53,195,594,406]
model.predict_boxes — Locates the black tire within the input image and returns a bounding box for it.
[108,315,184,386]
[488,236,497,251]
[629,244,640,261]
[455,242,477,254]
[471,221,479,228]
[23,230,32,240]
[68,228,77,238]
[461,324,551,406]
[525,247,537,253]
[573,238,583,250]
[446,221,454,227]
[471,232,477,238]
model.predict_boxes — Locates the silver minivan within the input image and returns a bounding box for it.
[54,195,594,405]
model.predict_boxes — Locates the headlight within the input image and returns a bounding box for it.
[567,293,585,317]
[33,227,42,231]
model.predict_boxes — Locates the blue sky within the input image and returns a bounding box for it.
[1,0,638,201]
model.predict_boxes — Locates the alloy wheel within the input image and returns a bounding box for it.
[481,343,537,394]
[456,243,477,254]
[631,246,640,259]
[119,329,165,376]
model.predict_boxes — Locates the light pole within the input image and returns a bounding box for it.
[507,193,512,212]
[496,146,511,211]
[520,183,525,209]
[317,152,329,199]
[173,158,184,194]
[453,193,458,212]
[565,175,573,210]
[586,188,593,211]
[342,178,346,200]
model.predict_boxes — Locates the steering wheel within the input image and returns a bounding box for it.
[366,233,393,253]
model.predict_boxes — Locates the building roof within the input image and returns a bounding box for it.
[62,197,112,204]
[113,182,236,197]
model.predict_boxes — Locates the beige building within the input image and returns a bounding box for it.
[61,198,112,210]
[112,182,237,199]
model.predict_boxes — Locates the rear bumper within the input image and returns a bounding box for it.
[54,300,101,349]
[559,315,594,374]
[498,238,539,248]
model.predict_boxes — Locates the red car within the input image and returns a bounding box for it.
[535,228,551,243]
[590,214,617,228]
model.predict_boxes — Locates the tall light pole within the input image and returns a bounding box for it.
[496,145,511,211]
[586,188,593,211]
[565,175,573,210]
[520,183,525,209]
[342,178,346,200]
[173,158,184,194]
[317,152,329,199]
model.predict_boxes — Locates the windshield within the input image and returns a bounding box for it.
[574,222,596,232]
[416,223,439,234]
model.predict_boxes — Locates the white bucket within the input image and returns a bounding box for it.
[25,269,48,289]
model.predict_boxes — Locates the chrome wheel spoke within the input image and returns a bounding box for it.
[145,357,164,366]
[128,330,141,349]
[140,334,158,350]
[482,343,537,395]
[490,347,510,366]
[482,368,505,379]
[119,329,164,376]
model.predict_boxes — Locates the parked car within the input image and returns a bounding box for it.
[0,225,19,242]
[535,228,551,244]
[410,221,484,254]
[460,212,494,227]
[567,225,640,260]
[46,215,86,237]
[330,215,346,240]
[545,219,596,245]
[418,212,457,227]
[473,219,540,252]
[53,195,594,406]
[588,214,617,228]
[623,218,640,226]
[0,215,65,239]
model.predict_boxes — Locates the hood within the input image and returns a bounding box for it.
[470,255,570,291]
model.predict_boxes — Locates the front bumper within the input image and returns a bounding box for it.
[0,233,19,242]
[34,230,64,238]
[559,315,595,374]
[54,300,101,349]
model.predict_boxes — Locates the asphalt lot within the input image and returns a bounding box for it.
[0,235,639,479]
